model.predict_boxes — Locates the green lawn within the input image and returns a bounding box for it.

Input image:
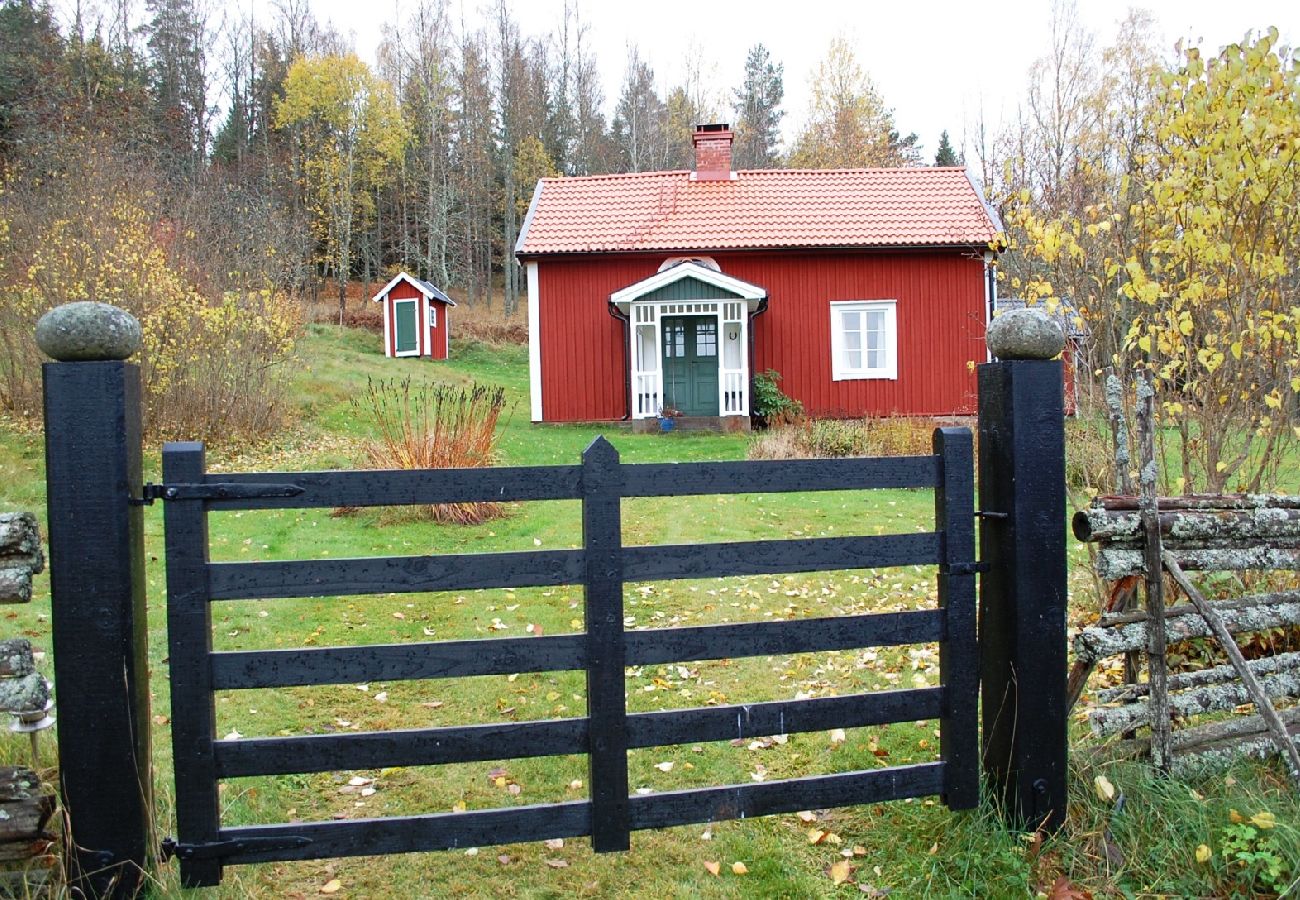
[1,324,1297,898]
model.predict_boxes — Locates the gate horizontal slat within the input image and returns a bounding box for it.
[196,465,584,510]
[208,549,584,599]
[625,609,943,666]
[216,802,593,864]
[214,718,589,777]
[211,634,588,689]
[623,533,939,581]
[626,686,941,743]
[626,688,942,749]
[620,456,938,496]
[628,763,946,831]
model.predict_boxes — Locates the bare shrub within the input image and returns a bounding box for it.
[351,377,509,525]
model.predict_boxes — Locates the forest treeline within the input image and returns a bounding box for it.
[1,0,1297,491]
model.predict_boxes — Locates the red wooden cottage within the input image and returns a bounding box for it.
[372,272,456,360]
[515,124,1002,426]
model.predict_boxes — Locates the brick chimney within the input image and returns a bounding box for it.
[692,123,734,181]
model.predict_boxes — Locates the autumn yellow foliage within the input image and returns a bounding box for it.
[1008,29,1300,493]
[0,148,299,442]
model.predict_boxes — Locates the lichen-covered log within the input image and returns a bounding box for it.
[1074,506,1300,543]
[0,568,33,604]
[0,513,42,571]
[0,767,54,847]
[1172,720,1300,778]
[1088,668,1300,736]
[1096,707,1300,767]
[1096,652,1300,703]
[1095,494,1300,511]
[0,639,34,678]
[1096,546,1300,580]
[1073,592,1300,663]
[0,673,48,713]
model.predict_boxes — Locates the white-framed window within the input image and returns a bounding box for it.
[428,305,438,328]
[830,300,897,380]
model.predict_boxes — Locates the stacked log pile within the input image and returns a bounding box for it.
[1074,495,1300,778]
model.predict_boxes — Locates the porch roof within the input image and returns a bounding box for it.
[609,261,766,312]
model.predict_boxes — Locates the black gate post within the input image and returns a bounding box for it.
[977,309,1069,832]
[38,303,152,897]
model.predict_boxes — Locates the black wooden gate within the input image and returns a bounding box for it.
[158,429,977,887]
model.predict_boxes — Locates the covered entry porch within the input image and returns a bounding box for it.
[610,261,766,425]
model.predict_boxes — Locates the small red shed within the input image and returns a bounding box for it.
[515,124,1003,425]
[372,272,456,360]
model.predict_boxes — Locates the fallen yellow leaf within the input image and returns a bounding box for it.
[320,879,342,895]
[1251,811,1276,830]
[1229,808,1244,824]
[1093,774,1115,803]
[797,810,818,823]
[808,829,827,845]
[732,861,749,875]
[829,728,847,745]
[703,860,721,876]
[828,858,853,885]
[1195,844,1212,863]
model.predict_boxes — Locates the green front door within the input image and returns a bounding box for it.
[394,300,418,353]
[662,316,719,416]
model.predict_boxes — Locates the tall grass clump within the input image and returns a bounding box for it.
[351,377,509,524]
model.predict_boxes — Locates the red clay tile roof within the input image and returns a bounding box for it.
[516,167,999,256]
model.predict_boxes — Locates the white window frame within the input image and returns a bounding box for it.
[428,305,437,328]
[830,300,897,381]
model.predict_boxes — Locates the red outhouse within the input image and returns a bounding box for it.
[515,124,1002,425]
[372,272,456,360]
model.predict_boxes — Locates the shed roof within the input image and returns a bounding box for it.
[372,271,457,306]
[515,167,1001,257]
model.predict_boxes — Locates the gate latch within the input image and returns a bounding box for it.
[137,482,305,505]
[161,835,312,862]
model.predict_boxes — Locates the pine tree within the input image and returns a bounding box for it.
[732,44,784,169]
[934,130,959,166]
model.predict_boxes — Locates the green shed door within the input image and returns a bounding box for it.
[393,299,418,354]
[662,316,719,416]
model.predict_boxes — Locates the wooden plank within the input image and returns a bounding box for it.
[582,438,630,852]
[624,610,943,666]
[162,442,223,887]
[626,689,942,748]
[210,634,587,689]
[620,456,938,497]
[623,533,939,582]
[196,465,583,510]
[933,427,978,810]
[628,763,945,831]
[218,802,592,864]
[208,549,584,600]
[214,719,589,777]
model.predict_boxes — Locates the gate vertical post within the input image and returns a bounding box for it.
[581,436,630,851]
[38,303,152,897]
[977,310,1069,832]
[934,427,978,810]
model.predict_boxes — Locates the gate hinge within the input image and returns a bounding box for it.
[947,561,990,576]
[973,510,1008,521]
[136,482,305,505]
[160,835,312,862]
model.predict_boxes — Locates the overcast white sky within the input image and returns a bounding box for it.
[284,0,1296,159]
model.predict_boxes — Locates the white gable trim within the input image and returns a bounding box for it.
[609,262,766,310]
[372,271,457,306]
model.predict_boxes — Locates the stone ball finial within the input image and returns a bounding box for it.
[35,302,142,361]
[986,307,1065,360]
